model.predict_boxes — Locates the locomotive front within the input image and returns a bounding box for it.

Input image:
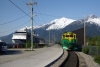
[61,32,78,50]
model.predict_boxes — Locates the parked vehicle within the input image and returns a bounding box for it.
[0,42,7,53]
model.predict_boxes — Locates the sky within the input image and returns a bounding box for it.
[0,0,100,37]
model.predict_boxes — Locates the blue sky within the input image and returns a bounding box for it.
[0,0,100,37]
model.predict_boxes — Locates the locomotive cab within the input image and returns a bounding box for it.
[61,32,78,50]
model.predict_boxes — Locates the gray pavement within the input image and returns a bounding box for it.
[0,44,63,67]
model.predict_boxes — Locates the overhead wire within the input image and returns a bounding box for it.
[21,0,40,26]
[0,0,31,36]
[0,19,31,33]
[9,0,39,32]
[34,12,83,19]
[29,1,46,26]
[8,0,87,41]
[21,0,30,9]
[34,19,39,26]
[9,0,30,18]
[9,0,42,32]
[0,14,29,25]
[36,5,45,23]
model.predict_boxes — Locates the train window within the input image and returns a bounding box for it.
[63,35,65,37]
[66,35,69,37]
[70,35,73,37]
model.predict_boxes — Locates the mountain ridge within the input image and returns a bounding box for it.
[0,14,100,43]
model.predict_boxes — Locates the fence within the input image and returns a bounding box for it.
[82,45,100,56]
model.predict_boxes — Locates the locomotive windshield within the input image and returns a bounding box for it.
[66,35,69,37]
[70,35,73,37]
[65,35,73,37]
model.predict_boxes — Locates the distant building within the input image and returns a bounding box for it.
[72,28,90,47]
[12,28,42,48]
[72,28,84,46]
[12,28,30,44]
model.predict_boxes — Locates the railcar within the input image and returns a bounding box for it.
[61,32,78,50]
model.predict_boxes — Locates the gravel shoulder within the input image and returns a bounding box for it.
[77,52,100,67]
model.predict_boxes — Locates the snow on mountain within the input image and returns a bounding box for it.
[17,26,31,33]
[46,17,75,30]
[86,14,100,26]
[87,14,98,19]
[29,17,75,30]
[17,14,100,32]
[1,14,100,44]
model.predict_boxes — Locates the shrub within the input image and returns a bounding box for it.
[82,46,89,54]
[94,55,100,64]
[26,40,31,48]
[26,41,38,48]
[33,43,38,48]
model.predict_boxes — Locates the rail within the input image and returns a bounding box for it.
[60,51,79,67]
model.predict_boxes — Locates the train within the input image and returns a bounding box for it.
[61,32,78,50]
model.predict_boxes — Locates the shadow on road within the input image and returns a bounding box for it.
[0,50,23,55]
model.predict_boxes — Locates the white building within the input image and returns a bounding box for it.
[12,28,40,45]
[12,28,31,44]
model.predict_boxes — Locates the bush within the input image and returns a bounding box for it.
[33,43,38,48]
[94,55,100,64]
[87,35,100,47]
[26,40,38,48]
[82,46,89,54]
[26,40,31,48]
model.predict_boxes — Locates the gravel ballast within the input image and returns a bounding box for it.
[77,52,100,67]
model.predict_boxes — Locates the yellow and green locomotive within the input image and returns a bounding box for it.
[61,32,78,50]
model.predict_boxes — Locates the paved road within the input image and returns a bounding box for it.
[0,47,50,64]
[0,44,63,67]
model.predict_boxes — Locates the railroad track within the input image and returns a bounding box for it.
[60,51,79,67]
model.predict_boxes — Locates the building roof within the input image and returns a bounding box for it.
[12,34,26,39]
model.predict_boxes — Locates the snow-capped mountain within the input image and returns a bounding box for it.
[46,17,75,30]
[32,17,75,30]
[1,14,100,44]
[34,14,100,30]
[86,14,100,26]
[18,14,100,31]
[63,14,100,36]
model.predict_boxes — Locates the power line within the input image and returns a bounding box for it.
[21,0,30,9]
[0,14,29,25]
[34,12,61,17]
[34,20,39,26]
[0,19,31,33]
[9,0,30,18]
[36,5,45,23]
[34,12,83,19]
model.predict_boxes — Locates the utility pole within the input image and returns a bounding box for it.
[84,16,86,45]
[27,0,37,50]
[52,34,54,44]
[26,28,27,50]
[49,29,50,45]
[54,36,55,44]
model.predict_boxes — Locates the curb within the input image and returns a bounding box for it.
[45,49,64,67]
